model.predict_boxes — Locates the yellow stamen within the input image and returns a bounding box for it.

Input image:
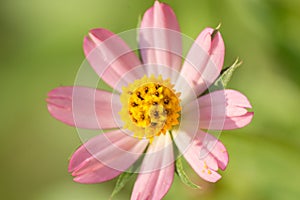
[204,162,208,169]
[119,75,181,141]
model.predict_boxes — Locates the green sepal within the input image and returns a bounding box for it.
[208,58,242,92]
[110,170,135,199]
[175,156,201,189]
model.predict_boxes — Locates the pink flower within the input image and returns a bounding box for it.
[47,1,253,199]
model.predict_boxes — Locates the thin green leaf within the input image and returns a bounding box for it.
[175,156,201,189]
[208,58,242,92]
[220,58,242,87]
[110,171,135,199]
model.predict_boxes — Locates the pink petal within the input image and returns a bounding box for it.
[131,134,174,200]
[47,86,120,129]
[200,112,254,130]
[173,130,222,183]
[84,28,142,92]
[198,130,229,171]
[139,1,182,81]
[199,89,252,109]
[197,89,253,130]
[69,130,148,183]
[200,105,248,118]
[176,27,225,99]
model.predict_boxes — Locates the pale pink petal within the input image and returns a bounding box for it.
[69,130,148,183]
[197,130,229,171]
[131,133,174,200]
[47,86,120,129]
[200,105,248,118]
[176,27,225,100]
[197,89,253,130]
[84,28,142,92]
[199,89,252,109]
[139,1,182,81]
[173,130,222,183]
[200,112,254,130]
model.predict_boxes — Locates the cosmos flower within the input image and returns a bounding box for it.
[47,1,253,199]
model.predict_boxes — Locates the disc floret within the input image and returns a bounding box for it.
[120,75,181,140]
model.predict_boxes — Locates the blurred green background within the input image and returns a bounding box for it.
[1,0,300,199]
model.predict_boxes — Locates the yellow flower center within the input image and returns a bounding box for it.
[119,75,181,141]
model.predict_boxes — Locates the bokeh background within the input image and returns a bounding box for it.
[1,0,300,199]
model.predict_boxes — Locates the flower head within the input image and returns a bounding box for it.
[119,75,181,140]
[47,1,253,199]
